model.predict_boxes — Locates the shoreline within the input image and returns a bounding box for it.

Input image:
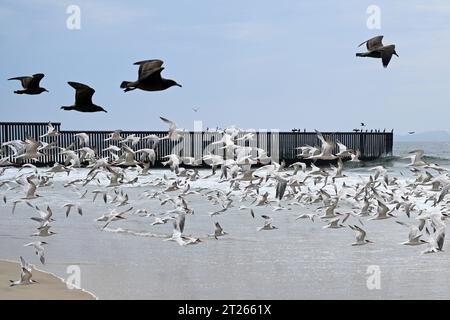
[0,259,97,300]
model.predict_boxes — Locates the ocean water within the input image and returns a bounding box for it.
[395,141,450,163]
[0,141,449,299]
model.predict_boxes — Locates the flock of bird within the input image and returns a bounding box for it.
[7,59,181,113]
[1,118,448,286]
[7,35,396,115]
[3,34,434,288]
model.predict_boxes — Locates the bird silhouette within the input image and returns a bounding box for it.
[61,82,107,113]
[8,73,48,95]
[120,59,181,92]
[356,35,398,68]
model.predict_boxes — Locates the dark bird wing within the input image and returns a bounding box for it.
[178,214,185,234]
[8,76,33,89]
[39,252,45,265]
[358,35,384,51]
[381,45,396,68]
[342,212,351,224]
[437,183,450,203]
[134,60,164,81]
[28,73,45,88]
[214,222,223,234]
[436,228,445,251]
[20,256,31,271]
[275,179,287,200]
[68,82,95,106]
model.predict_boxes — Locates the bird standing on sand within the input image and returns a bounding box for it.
[8,73,48,95]
[121,59,181,92]
[61,82,107,113]
[356,35,398,68]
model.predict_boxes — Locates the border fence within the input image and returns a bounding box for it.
[0,122,393,166]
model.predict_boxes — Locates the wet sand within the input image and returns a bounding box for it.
[0,260,96,300]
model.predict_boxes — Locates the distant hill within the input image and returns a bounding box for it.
[395,130,450,142]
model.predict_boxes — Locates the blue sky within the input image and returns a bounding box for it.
[1,0,450,133]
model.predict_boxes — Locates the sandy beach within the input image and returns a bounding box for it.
[0,260,96,300]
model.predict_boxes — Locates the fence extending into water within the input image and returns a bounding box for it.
[0,122,393,166]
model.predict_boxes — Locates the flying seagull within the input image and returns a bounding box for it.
[8,73,48,95]
[63,203,83,217]
[160,116,185,141]
[356,35,398,68]
[423,227,445,254]
[9,256,37,286]
[24,241,48,265]
[61,82,107,113]
[257,215,278,231]
[395,221,428,246]
[348,225,374,246]
[120,59,181,92]
[209,222,228,239]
